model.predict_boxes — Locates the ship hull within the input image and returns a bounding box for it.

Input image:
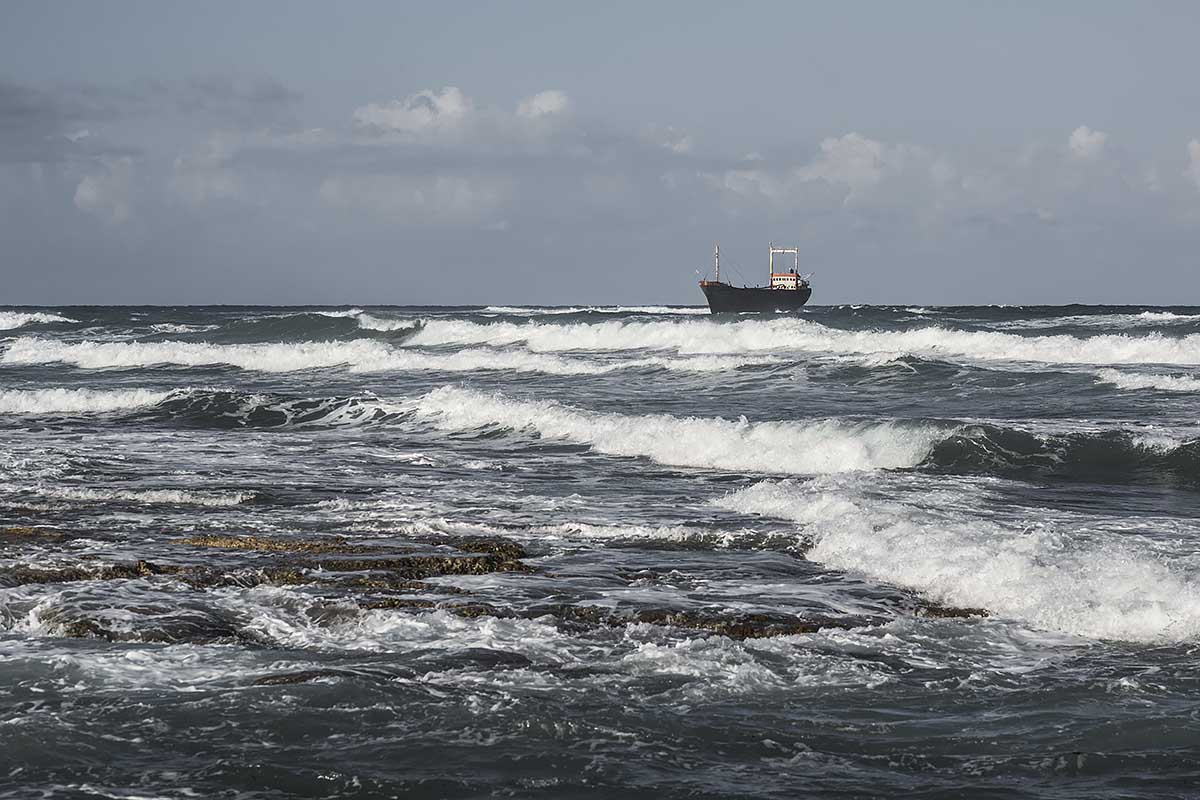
[699,282,812,313]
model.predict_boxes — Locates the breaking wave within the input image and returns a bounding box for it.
[0,388,172,415]
[143,389,408,429]
[1,338,770,375]
[716,478,1200,643]
[410,387,947,474]
[1093,368,1200,393]
[356,313,419,331]
[39,486,254,507]
[984,310,1200,331]
[482,305,709,316]
[0,311,76,330]
[408,317,1200,366]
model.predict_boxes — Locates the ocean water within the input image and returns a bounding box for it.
[1,303,1199,798]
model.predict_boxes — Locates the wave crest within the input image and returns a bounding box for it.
[716,478,1200,643]
[409,317,1200,366]
[411,387,946,474]
[1,338,769,376]
[0,311,76,330]
[1094,368,1200,393]
[0,388,171,415]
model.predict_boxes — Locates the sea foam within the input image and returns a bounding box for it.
[482,305,709,316]
[410,386,945,474]
[408,317,1200,366]
[43,486,254,506]
[0,311,76,330]
[1093,368,1200,393]
[0,388,172,414]
[716,478,1200,643]
[1,338,767,375]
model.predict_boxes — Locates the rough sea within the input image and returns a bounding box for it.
[1,304,1199,799]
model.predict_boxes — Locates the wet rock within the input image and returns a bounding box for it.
[359,597,437,611]
[430,536,528,561]
[634,609,828,638]
[0,559,185,587]
[433,602,862,640]
[253,669,352,686]
[444,602,514,620]
[336,575,458,593]
[0,525,66,542]
[176,534,388,555]
[914,602,990,619]
[299,553,534,579]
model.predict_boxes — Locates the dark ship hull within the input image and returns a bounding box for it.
[699,282,812,313]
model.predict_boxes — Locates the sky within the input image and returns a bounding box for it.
[3,1,1200,305]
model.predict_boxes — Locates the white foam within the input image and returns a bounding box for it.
[482,305,709,316]
[148,323,219,334]
[1136,311,1200,322]
[988,311,1200,331]
[0,311,76,330]
[268,308,364,319]
[716,478,1200,643]
[355,313,416,331]
[0,388,170,415]
[1,338,766,376]
[410,387,946,474]
[42,486,254,506]
[228,589,568,655]
[608,306,711,315]
[408,317,1200,366]
[533,521,740,546]
[1094,368,1200,393]
[482,306,589,315]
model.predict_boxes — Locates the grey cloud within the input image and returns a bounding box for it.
[172,75,302,126]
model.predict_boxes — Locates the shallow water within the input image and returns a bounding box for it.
[1,304,1199,798]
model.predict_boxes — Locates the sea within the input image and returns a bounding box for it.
[1,303,1198,799]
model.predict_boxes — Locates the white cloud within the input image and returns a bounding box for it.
[799,132,887,189]
[644,125,693,154]
[74,157,133,224]
[352,86,471,135]
[1185,139,1200,190]
[516,90,570,119]
[704,133,927,210]
[1068,125,1108,160]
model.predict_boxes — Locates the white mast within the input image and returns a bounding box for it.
[714,244,720,282]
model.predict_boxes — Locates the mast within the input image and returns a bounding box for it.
[714,244,720,282]
[768,241,774,281]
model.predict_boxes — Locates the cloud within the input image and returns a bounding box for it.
[169,137,241,206]
[644,124,693,154]
[705,133,928,209]
[172,75,302,127]
[319,172,507,224]
[74,157,134,224]
[1186,139,1200,190]
[352,87,472,136]
[516,90,570,119]
[1068,125,1108,160]
[0,80,93,163]
[798,132,888,189]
